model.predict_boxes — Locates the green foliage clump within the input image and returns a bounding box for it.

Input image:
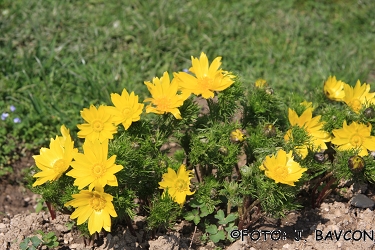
[147,192,181,231]
[19,230,58,250]
[25,60,375,246]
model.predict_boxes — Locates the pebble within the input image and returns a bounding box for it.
[55,224,68,232]
[0,223,6,233]
[69,243,81,249]
[334,210,341,217]
[350,194,375,208]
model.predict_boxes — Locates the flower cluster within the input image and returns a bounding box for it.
[1,104,21,123]
[323,75,375,158]
[31,52,375,240]
[324,76,375,113]
[258,76,375,185]
[32,52,234,234]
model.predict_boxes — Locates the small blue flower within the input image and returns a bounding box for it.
[1,113,9,120]
[183,68,189,73]
[10,105,16,112]
[13,117,21,123]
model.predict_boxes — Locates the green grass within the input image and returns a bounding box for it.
[1,0,375,155]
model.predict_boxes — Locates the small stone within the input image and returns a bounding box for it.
[55,224,68,232]
[334,210,341,217]
[69,243,81,249]
[107,233,113,241]
[350,194,375,208]
[0,223,7,233]
[283,243,290,248]
[329,225,340,232]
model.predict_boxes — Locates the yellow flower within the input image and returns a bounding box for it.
[58,124,71,144]
[64,186,117,235]
[255,78,268,88]
[174,52,235,99]
[323,76,346,101]
[158,164,195,205]
[343,80,375,113]
[66,139,123,190]
[108,88,144,130]
[33,125,78,187]
[259,149,307,186]
[331,121,375,156]
[144,71,189,119]
[284,108,331,159]
[77,105,117,143]
[300,100,314,111]
[230,129,245,142]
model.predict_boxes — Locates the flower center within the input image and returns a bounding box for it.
[197,76,213,91]
[92,163,105,177]
[324,90,331,97]
[350,99,362,112]
[350,134,363,147]
[155,97,171,112]
[122,107,132,118]
[53,159,66,173]
[175,179,188,192]
[275,166,288,180]
[92,120,104,132]
[90,193,106,211]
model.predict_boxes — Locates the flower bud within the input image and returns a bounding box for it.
[348,155,365,173]
[158,159,167,168]
[218,146,228,156]
[230,129,245,142]
[131,142,140,149]
[263,124,276,138]
[363,107,375,119]
[199,137,209,143]
[255,78,268,88]
[265,87,274,95]
[314,152,326,163]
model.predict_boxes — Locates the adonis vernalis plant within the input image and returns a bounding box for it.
[259,149,307,186]
[158,164,195,206]
[144,71,189,119]
[32,125,78,187]
[28,54,375,244]
[108,88,144,130]
[77,105,118,143]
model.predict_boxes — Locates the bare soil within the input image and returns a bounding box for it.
[1,152,375,250]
